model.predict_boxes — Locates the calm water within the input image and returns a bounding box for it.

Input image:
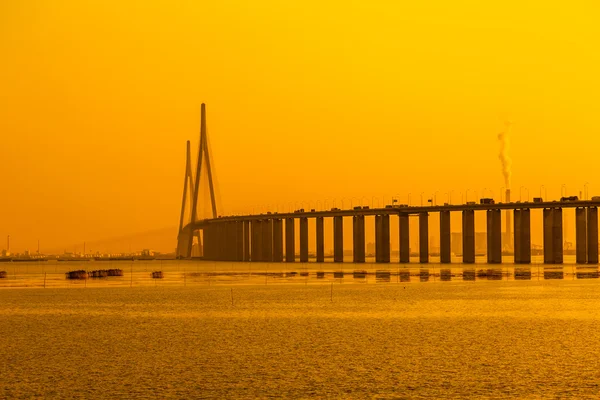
[3,261,600,398]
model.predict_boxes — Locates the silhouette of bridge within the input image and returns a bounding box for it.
[177,105,600,265]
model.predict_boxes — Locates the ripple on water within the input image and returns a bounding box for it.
[2,282,600,398]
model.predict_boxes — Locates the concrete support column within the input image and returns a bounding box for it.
[207,225,215,260]
[374,215,381,263]
[544,208,563,264]
[251,220,262,262]
[262,219,273,262]
[587,207,598,264]
[486,209,502,264]
[299,217,309,262]
[353,215,365,263]
[243,220,250,262]
[543,208,553,264]
[316,217,325,263]
[419,213,429,264]
[200,227,209,260]
[285,218,295,262]
[399,214,410,263]
[225,222,234,261]
[224,223,231,261]
[218,223,226,261]
[440,210,451,264]
[381,214,390,263]
[520,209,531,264]
[215,222,224,261]
[462,210,475,264]
[219,222,231,261]
[553,208,563,264]
[514,210,522,263]
[272,219,284,262]
[219,223,226,261]
[334,216,344,263]
[226,222,234,261]
[207,226,214,260]
[576,207,587,264]
[235,221,244,261]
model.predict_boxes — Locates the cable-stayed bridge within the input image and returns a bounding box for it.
[177,105,600,265]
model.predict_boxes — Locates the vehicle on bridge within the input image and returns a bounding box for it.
[560,196,579,202]
[480,198,495,205]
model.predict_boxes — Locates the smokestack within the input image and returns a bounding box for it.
[505,189,512,250]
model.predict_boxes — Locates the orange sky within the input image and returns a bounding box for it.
[1,1,600,252]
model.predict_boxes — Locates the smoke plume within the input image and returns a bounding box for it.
[497,121,512,188]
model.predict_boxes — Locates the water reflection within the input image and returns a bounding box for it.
[399,270,410,282]
[575,267,599,279]
[4,261,600,288]
[440,268,452,281]
[376,270,391,283]
[544,267,564,280]
[462,268,476,281]
[514,267,532,280]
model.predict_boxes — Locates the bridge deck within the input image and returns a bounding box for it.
[191,200,600,227]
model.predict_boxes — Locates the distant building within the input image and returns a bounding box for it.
[451,232,487,255]
[429,235,440,254]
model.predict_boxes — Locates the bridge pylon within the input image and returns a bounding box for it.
[176,103,218,258]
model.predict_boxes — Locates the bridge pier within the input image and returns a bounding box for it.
[334,216,344,263]
[381,214,390,263]
[235,221,243,261]
[316,217,324,263]
[353,215,365,263]
[251,220,262,262]
[177,228,193,259]
[588,207,598,264]
[226,222,234,261]
[217,223,225,261]
[543,208,563,264]
[299,217,309,262]
[419,213,429,263]
[462,210,475,264]
[514,209,531,264]
[514,210,521,263]
[262,219,273,262]
[217,222,225,261]
[576,207,587,264]
[399,214,410,263]
[553,208,563,264]
[440,210,451,263]
[486,209,502,264]
[206,224,219,261]
[285,218,295,262]
[243,220,250,261]
[374,215,389,263]
[273,219,284,262]
[208,225,216,260]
